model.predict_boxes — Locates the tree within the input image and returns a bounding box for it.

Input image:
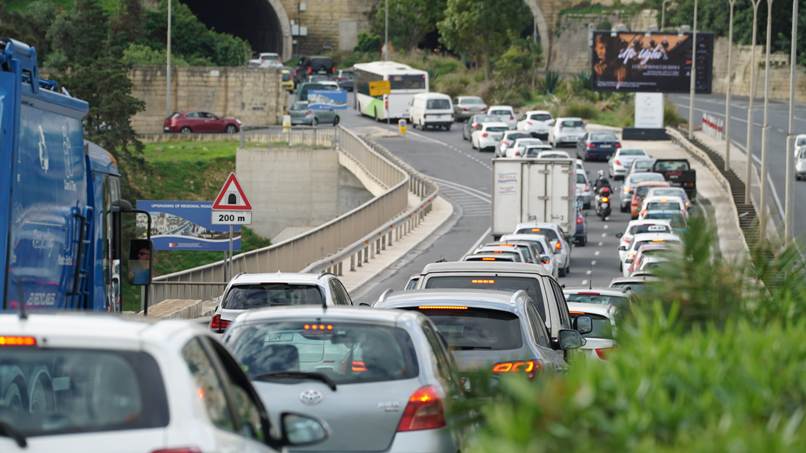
[109,0,145,56]
[370,0,446,51]
[0,1,59,59]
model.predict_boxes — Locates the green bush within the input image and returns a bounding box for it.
[664,101,685,127]
[433,72,472,98]
[562,100,597,119]
[541,71,561,95]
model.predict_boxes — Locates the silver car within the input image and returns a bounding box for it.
[513,223,572,277]
[225,306,464,452]
[609,148,650,179]
[795,146,806,180]
[375,289,586,373]
[567,302,617,361]
[453,95,487,121]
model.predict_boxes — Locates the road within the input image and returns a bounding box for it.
[669,93,806,233]
[339,111,629,304]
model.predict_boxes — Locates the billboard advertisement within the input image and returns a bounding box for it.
[308,89,349,110]
[591,31,713,93]
[137,200,241,252]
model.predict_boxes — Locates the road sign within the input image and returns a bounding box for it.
[137,200,242,251]
[212,211,252,225]
[369,80,391,97]
[212,173,252,211]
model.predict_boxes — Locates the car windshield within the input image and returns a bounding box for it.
[620,149,646,156]
[654,161,690,171]
[461,97,484,105]
[0,349,168,437]
[427,99,451,109]
[566,293,628,309]
[487,126,508,133]
[424,276,546,319]
[223,284,325,310]
[530,113,552,121]
[630,223,672,235]
[410,308,522,350]
[591,133,617,141]
[576,173,587,184]
[561,120,584,128]
[228,322,419,384]
[646,201,681,211]
[569,313,614,339]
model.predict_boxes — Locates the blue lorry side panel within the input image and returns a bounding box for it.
[87,142,120,311]
[0,72,13,310]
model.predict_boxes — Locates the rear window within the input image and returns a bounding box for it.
[490,110,512,117]
[566,293,628,309]
[569,313,614,339]
[654,161,690,171]
[223,284,325,310]
[646,201,681,211]
[561,120,583,128]
[487,126,508,133]
[389,74,426,90]
[228,322,419,384]
[460,97,484,105]
[576,174,587,184]
[505,132,529,141]
[282,73,291,81]
[630,173,666,185]
[630,223,672,235]
[620,149,645,156]
[0,349,169,437]
[644,212,686,228]
[591,133,617,141]
[633,160,654,171]
[426,99,451,109]
[424,276,545,319]
[515,227,560,244]
[530,113,552,121]
[650,189,686,199]
[412,308,522,350]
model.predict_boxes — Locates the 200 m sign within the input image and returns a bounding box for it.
[212,210,252,225]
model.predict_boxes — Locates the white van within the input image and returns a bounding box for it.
[409,92,454,131]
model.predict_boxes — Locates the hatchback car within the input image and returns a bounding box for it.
[376,290,586,373]
[486,105,517,129]
[225,306,464,452]
[210,273,353,333]
[499,234,557,277]
[567,303,617,361]
[497,130,532,157]
[639,195,687,219]
[462,114,497,141]
[472,245,528,263]
[472,122,509,152]
[522,145,556,158]
[577,131,621,161]
[621,232,681,274]
[164,111,241,134]
[453,96,487,121]
[513,223,572,277]
[640,210,689,235]
[620,172,667,212]
[288,101,340,126]
[516,110,553,139]
[549,117,586,147]
[0,314,328,453]
[609,148,649,179]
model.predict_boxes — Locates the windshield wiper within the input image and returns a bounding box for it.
[0,420,27,448]
[252,371,337,391]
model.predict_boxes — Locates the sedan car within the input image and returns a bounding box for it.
[577,131,621,161]
[568,303,617,361]
[225,306,465,453]
[472,122,509,152]
[609,148,650,179]
[499,234,557,277]
[497,130,532,157]
[516,110,553,139]
[639,195,687,220]
[630,181,671,219]
[487,105,517,129]
[164,111,241,134]
[288,101,340,126]
[549,117,586,147]
[462,114,498,141]
[453,96,487,121]
[507,138,544,158]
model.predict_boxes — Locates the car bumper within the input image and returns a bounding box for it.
[386,427,458,453]
[611,166,627,177]
[557,136,583,145]
[583,149,615,160]
[478,139,500,149]
[578,192,593,205]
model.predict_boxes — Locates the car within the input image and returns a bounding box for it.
[563,288,630,310]
[225,306,464,452]
[294,55,336,84]
[288,101,340,126]
[500,234,557,278]
[0,313,328,453]
[209,272,353,333]
[630,181,671,219]
[646,187,691,212]
[280,69,295,92]
[472,245,528,263]
[462,114,498,141]
[472,122,509,152]
[410,93,454,131]
[516,110,553,139]
[639,209,689,236]
[453,96,487,121]
[608,148,650,179]
[549,117,586,147]
[794,146,806,180]
[404,274,420,290]
[796,134,806,147]
[577,131,621,161]
[627,157,656,175]
[497,130,532,157]
[507,138,545,158]
[295,81,340,102]
[609,276,657,294]
[627,245,677,277]
[576,169,594,209]
[620,172,667,212]
[484,240,550,268]
[535,150,571,159]
[616,219,674,268]
[639,195,687,220]
[573,202,588,246]
[335,69,355,91]
[513,223,572,277]
[376,289,587,373]
[576,159,586,172]
[463,253,518,263]
[567,302,617,360]
[621,233,681,275]
[522,144,555,158]
[632,255,670,277]
[163,111,241,134]
[487,105,517,129]
[412,261,574,344]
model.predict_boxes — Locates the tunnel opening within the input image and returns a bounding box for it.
[182,0,284,57]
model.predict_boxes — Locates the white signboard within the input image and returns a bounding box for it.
[212,211,253,225]
[634,93,664,129]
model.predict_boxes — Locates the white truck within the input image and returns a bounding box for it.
[492,158,577,239]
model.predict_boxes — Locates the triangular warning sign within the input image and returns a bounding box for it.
[212,173,252,211]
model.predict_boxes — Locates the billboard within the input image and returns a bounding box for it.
[591,31,713,93]
[137,200,241,252]
[308,89,349,110]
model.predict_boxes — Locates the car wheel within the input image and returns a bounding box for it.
[582,236,587,246]
[313,117,319,126]
[333,115,340,126]
[225,124,238,134]
[559,267,566,277]
[180,127,192,134]
[565,265,571,276]
[445,124,452,131]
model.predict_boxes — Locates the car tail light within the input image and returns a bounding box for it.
[615,142,622,148]
[397,386,445,432]
[554,241,562,252]
[595,348,612,360]
[352,360,367,372]
[151,448,202,453]
[576,291,600,296]
[492,359,541,379]
[482,132,488,137]
[306,67,312,75]
[209,314,230,333]
[587,143,594,149]
[331,66,336,74]
[514,151,521,157]
[472,123,480,129]
[615,159,622,166]
[576,216,584,224]
[585,184,591,192]
[527,120,533,125]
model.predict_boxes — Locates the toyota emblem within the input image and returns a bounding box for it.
[299,389,324,406]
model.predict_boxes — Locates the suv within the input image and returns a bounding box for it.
[210,272,353,333]
[294,56,336,84]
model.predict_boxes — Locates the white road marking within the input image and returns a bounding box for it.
[603,224,609,229]
[591,260,597,266]
[586,270,592,275]
[598,241,603,246]
[464,227,493,257]
[581,280,589,286]
[601,233,607,237]
[594,250,600,256]
[406,130,493,170]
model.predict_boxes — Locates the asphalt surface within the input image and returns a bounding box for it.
[339,111,630,304]
[669,93,806,233]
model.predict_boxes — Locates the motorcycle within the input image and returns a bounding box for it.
[596,188,612,221]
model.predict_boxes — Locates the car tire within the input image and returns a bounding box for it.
[226,125,238,134]
[180,127,192,134]
[446,124,452,131]
[565,265,571,276]
[333,116,340,126]
[313,117,319,126]
[581,236,587,246]
[559,267,566,277]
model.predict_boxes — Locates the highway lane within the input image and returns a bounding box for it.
[669,93,806,233]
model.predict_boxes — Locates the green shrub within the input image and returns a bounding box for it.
[541,71,561,94]
[434,72,472,98]
[664,101,685,127]
[354,31,381,53]
[562,100,597,119]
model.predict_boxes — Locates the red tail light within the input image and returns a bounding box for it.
[482,132,488,137]
[587,143,594,149]
[585,184,591,192]
[209,314,231,333]
[615,142,622,148]
[472,123,480,129]
[397,386,445,432]
[492,359,541,379]
[351,360,367,372]
[306,67,313,75]
[615,159,622,166]
[576,216,584,224]
[151,448,202,453]
[595,348,612,360]
[331,66,336,74]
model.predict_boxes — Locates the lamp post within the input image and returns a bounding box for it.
[784,0,799,243]
[165,0,172,117]
[384,0,389,61]
[724,0,736,172]
[661,0,673,31]
[758,0,774,241]
[687,0,698,140]
[744,0,762,205]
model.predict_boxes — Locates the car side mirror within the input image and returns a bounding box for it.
[279,412,329,447]
[127,238,152,286]
[574,315,593,335]
[540,255,552,265]
[558,329,586,350]
[615,232,623,239]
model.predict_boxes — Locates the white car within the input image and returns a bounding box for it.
[516,110,553,139]
[795,146,806,180]
[0,313,328,453]
[549,117,586,147]
[567,302,617,361]
[634,255,670,276]
[497,130,532,157]
[522,144,554,158]
[621,232,681,276]
[608,148,650,179]
[512,222,572,277]
[507,138,544,158]
[639,195,687,219]
[500,233,558,278]
[617,219,674,266]
[536,150,571,159]
[472,121,509,151]
[576,159,585,172]
[487,105,517,129]
[576,169,594,209]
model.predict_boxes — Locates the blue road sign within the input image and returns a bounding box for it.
[137,200,241,251]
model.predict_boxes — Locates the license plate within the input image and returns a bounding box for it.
[600,144,612,149]
[602,203,609,208]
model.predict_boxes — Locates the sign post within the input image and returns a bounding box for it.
[211,173,253,281]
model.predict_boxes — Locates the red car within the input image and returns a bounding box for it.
[163,111,241,134]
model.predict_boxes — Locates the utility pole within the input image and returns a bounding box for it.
[165,0,172,117]
[784,0,799,243]
[758,0,774,241]
[661,0,672,31]
[687,0,698,140]
[384,0,389,61]
[724,0,736,172]
[744,0,762,205]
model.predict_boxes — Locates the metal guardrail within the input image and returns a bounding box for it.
[149,126,410,304]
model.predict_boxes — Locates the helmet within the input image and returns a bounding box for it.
[597,170,604,178]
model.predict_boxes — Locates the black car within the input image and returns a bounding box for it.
[336,69,355,92]
[294,56,336,84]
[577,131,621,161]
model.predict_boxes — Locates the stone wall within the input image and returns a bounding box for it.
[280,0,372,55]
[130,66,287,134]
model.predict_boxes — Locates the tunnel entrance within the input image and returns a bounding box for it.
[182,0,288,58]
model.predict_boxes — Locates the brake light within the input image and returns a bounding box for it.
[304,323,334,331]
[397,386,445,432]
[615,142,622,148]
[151,448,202,453]
[595,348,612,360]
[209,314,231,333]
[585,184,591,192]
[471,279,495,284]
[527,120,533,125]
[0,336,37,347]
[352,360,367,372]
[577,216,584,224]
[481,257,496,261]
[576,291,601,296]
[587,143,594,149]
[615,159,622,166]
[482,132,488,137]
[418,305,468,310]
[306,67,312,75]
[491,359,541,379]
[473,123,480,129]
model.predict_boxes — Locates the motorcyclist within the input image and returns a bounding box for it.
[593,170,611,193]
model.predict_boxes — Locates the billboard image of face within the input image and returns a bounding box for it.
[591,32,713,93]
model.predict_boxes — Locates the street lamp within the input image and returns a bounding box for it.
[165,0,172,117]
[784,0,799,243]
[661,0,673,31]
[744,0,762,206]
[687,0,698,140]
[723,0,736,172]
[758,0,774,241]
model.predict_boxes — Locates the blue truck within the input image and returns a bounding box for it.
[0,38,148,312]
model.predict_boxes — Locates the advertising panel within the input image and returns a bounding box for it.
[137,200,241,252]
[591,31,713,93]
[308,89,349,110]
